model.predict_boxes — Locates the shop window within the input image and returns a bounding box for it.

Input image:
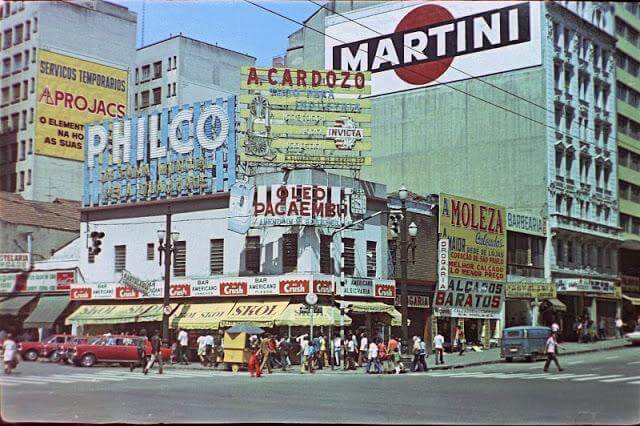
[366,241,376,277]
[245,236,260,274]
[146,243,154,261]
[173,241,186,277]
[209,239,224,275]
[320,235,331,274]
[114,245,126,272]
[343,237,355,276]
[282,233,297,273]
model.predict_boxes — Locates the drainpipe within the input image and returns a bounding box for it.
[26,232,33,271]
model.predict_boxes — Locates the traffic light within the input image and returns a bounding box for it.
[90,231,105,256]
[388,210,403,238]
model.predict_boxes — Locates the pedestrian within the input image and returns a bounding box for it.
[248,335,261,378]
[581,318,590,343]
[177,328,190,364]
[196,333,207,366]
[357,332,368,367]
[278,336,290,371]
[551,321,560,333]
[333,334,342,367]
[615,317,625,338]
[543,331,564,372]
[259,334,273,374]
[130,329,148,372]
[411,336,428,372]
[598,318,606,340]
[213,330,224,367]
[3,333,18,375]
[365,338,382,374]
[419,337,428,371]
[377,338,388,373]
[433,332,445,365]
[391,347,401,374]
[457,329,466,355]
[204,331,214,367]
[144,329,163,375]
[343,333,355,370]
[318,334,328,368]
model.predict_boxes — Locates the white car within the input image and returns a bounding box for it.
[624,326,640,346]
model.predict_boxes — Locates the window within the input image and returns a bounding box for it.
[22,79,27,99]
[153,61,162,79]
[19,140,25,160]
[167,84,171,98]
[172,82,176,96]
[10,112,18,130]
[146,243,154,261]
[173,241,186,277]
[11,82,19,102]
[342,237,355,276]
[167,57,172,71]
[152,87,161,105]
[27,169,30,185]
[209,239,224,274]
[30,77,34,93]
[2,57,11,77]
[366,241,377,277]
[33,17,37,33]
[245,236,260,274]
[320,235,331,274]
[282,234,297,273]
[27,138,32,154]
[19,171,24,191]
[556,239,564,263]
[135,68,139,84]
[556,194,563,214]
[31,47,35,63]
[173,56,177,70]
[114,245,126,272]
[566,197,573,217]
[25,21,30,40]
[141,64,150,81]
[555,149,563,176]
[140,90,149,108]
[14,24,22,45]
[3,29,11,49]
[1,87,8,105]
[20,110,26,130]
[134,93,138,110]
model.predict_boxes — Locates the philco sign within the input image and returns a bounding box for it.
[279,279,310,295]
[220,281,248,296]
[325,1,541,96]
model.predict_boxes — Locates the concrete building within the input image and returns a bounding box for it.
[615,2,640,328]
[0,0,137,202]
[285,1,623,338]
[133,34,255,113]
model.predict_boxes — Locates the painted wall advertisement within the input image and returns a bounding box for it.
[36,50,128,161]
[0,253,30,270]
[0,270,76,293]
[83,97,236,207]
[325,1,542,96]
[433,278,505,319]
[506,209,545,236]
[505,282,556,299]
[556,278,616,294]
[439,193,506,281]
[239,66,371,169]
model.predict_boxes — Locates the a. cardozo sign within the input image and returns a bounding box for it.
[325,1,541,96]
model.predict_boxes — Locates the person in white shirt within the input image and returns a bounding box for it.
[345,334,357,370]
[3,334,18,374]
[551,322,560,333]
[204,333,214,367]
[615,317,625,338]
[433,333,445,365]
[196,334,207,366]
[365,339,382,374]
[543,331,564,372]
[177,329,190,365]
[333,334,342,367]
[358,332,368,367]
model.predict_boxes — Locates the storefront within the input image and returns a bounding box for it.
[621,275,640,333]
[65,303,177,336]
[0,296,38,338]
[393,293,431,343]
[504,282,564,328]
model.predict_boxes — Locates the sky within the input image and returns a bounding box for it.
[113,0,321,65]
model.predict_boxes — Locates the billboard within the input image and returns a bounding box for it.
[505,282,556,299]
[83,97,236,207]
[439,193,506,282]
[432,278,504,319]
[0,253,30,270]
[325,1,541,96]
[239,66,371,169]
[35,50,128,161]
[0,270,76,293]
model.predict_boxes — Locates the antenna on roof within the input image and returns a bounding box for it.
[141,0,146,47]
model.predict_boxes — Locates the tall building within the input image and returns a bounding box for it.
[0,0,136,202]
[285,1,623,338]
[133,34,255,113]
[615,2,640,325]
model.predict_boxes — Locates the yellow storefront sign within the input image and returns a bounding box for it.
[65,303,175,325]
[220,299,289,327]
[506,283,556,299]
[35,50,128,161]
[169,303,235,329]
[439,193,507,281]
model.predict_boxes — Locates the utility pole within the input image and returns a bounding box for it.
[160,204,172,346]
[399,196,409,353]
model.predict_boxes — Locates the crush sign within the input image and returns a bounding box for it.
[325,1,541,96]
[439,193,506,281]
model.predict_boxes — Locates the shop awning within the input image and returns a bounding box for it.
[169,303,235,329]
[622,294,640,306]
[388,309,402,327]
[219,299,289,327]
[65,303,178,326]
[0,295,36,316]
[275,304,352,327]
[23,296,70,329]
[543,298,567,312]
[337,300,402,325]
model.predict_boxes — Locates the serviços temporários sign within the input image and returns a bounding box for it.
[439,193,506,282]
[325,1,541,96]
[432,278,505,319]
[83,97,236,207]
[239,66,371,170]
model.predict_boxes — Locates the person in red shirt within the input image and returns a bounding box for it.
[248,335,262,378]
[377,339,388,373]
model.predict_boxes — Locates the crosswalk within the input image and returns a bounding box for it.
[0,369,224,387]
[426,370,640,385]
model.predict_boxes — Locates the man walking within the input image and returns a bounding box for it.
[204,332,214,367]
[412,336,428,372]
[543,331,564,372]
[196,333,207,366]
[357,332,368,367]
[598,318,606,341]
[213,330,224,368]
[345,333,356,370]
[333,334,342,367]
[365,338,382,374]
[615,317,625,338]
[433,332,445,365]
[144,329,163,375]
[318,334,328,369]
[260,334,273,374]
[177,328,190,365]
[130,329,148,372]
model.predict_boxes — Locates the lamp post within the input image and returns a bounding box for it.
[398,186,418,354]
[157,208,180,346]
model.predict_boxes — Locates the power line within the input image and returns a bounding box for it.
[242,0,612,150]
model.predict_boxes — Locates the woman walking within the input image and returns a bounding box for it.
[3,333,18,375]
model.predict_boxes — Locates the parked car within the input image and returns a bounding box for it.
[71,335,171,367]
[624,325,640,346]
[500,326,552,362]
[19,334,74,361]
[51,336,97,364]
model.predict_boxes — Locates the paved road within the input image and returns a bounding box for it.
[2,346,639,424]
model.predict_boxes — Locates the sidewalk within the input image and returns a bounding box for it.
[166,338,632,375]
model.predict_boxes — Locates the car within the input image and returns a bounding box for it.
[624,326,640,346]
[19,334,74,361]
[71,335,171,368]
[51,336,97,364]
[501,326,552,362]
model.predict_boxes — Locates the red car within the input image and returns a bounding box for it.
[48,336,97,363]
[19,334,74,361]
[71,335,171,368]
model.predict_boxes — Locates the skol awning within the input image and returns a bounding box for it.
[169,302,235,329]
[622,294,640,306]
[219,299,289,327]
[23,295,70,329]
[0,295,36,316]
[275,304,352,327]
[65,303,178,326]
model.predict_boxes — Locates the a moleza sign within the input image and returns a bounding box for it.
[325,1,541,96]
[83,97,236,207]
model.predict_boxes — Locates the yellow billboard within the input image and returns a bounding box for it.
[35,50,128,161]
[439,193,507,281]
[239,66,371,169]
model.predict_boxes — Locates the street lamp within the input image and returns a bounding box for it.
[157,213,179,346]
[398,186,418,354]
